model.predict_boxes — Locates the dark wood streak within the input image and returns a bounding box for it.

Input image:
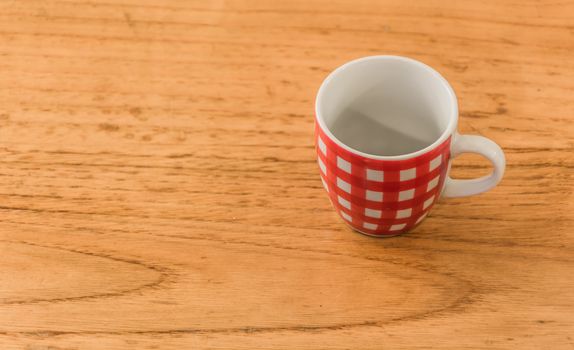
[23,0,574,31]
[0,247,476,338]
[3,13,566,50]
[1,30,572,72]
[0,240,173,305]
[0,321,380,337]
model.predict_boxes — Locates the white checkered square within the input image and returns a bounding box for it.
[366,190,383,202]
[423,195,435,210]
[427,176,439,191]
[337,177,351,193]
[318,137,327,156]
[338,195,351,210]
[321,177,329,192]
[318,158,326,175]
[430,155,442,171]
[340,211,352,222]
[396,208,412,219]
[400,168,416,181]
[365,208,382,218]
[363,222,377,230]
[398,189,415,201]
[337,156,351,173]
[390,223,406,231]
[415,213,427,224]
[366,169,384,182]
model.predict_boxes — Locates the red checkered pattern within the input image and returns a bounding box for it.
[315,122,451,236]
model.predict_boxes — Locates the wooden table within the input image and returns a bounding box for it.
[1,0,572,349]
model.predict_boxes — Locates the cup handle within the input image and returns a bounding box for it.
[442,134,506,198]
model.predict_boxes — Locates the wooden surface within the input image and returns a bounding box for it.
[0,0,573,349]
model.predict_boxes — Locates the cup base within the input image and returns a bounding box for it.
[344,223,404,238]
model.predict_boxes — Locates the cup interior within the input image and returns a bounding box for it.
[316,56,456,157]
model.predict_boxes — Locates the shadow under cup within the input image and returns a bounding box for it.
[315,56,457,236]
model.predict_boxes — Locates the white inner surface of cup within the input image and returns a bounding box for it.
[317,56,456,157]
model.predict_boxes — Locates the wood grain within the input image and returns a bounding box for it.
[0,0,572,349]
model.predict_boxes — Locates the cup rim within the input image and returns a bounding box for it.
[315,55,458,161]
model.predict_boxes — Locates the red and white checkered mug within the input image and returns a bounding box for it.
[315,56,505,236]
